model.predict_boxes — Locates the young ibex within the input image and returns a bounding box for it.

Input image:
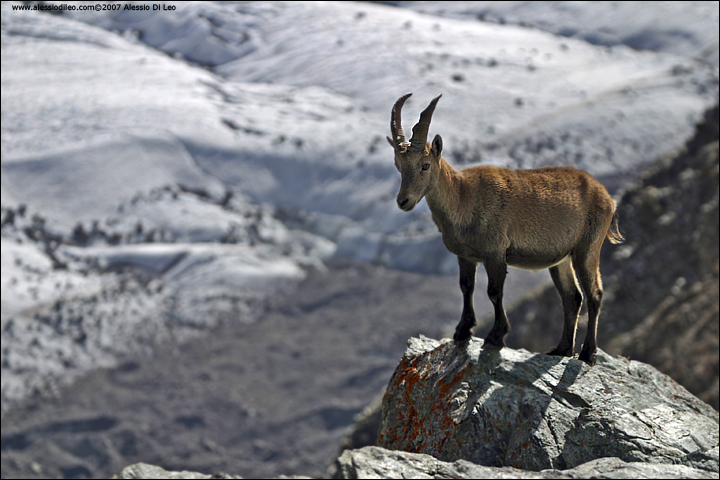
[387,93,623,365]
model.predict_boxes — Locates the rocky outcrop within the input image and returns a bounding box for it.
[118,446,719,480]
[116,462,241,479]
[332,446,717,479]
[115,462,312,479]
[376,336,719,473]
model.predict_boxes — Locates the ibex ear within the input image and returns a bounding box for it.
[431,134,443,158]
[386,136,395,148]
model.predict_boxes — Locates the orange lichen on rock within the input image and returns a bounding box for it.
[379,341,482,457]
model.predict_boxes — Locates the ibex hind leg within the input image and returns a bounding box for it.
[575,251,604,366]
[545,260,583,357]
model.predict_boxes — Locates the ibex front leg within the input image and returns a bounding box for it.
[453,257,478,345]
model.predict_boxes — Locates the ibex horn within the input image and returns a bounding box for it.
[391,93,413,147]
[409,94,442,150]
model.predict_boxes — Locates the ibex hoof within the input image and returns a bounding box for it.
[453,329,472,346]
[545,346,573,357]
[482,334,506,350]
[578,350,596,366]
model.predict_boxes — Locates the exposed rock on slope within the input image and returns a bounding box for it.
[332,446,717,479]
[116,463,240,479]
[115,462,309,479]
[116,447,719,479]
[376,336,719,473]
[503,104,720,410]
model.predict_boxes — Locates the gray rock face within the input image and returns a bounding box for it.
[117,462,240,479]
[376,336,719,472]
[332,446,717,479]
[117,462,312,479]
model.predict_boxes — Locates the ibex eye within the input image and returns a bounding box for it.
[422,164,430,171]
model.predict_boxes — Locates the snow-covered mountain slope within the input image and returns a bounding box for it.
[390,1,720,65]
[1,1,718,412]
[0,193,330,412]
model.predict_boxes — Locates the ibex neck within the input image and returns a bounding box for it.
[426,158,473,226]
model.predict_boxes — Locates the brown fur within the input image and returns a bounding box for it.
[388,94,623,364]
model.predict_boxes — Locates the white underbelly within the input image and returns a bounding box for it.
[508,254,571,272]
